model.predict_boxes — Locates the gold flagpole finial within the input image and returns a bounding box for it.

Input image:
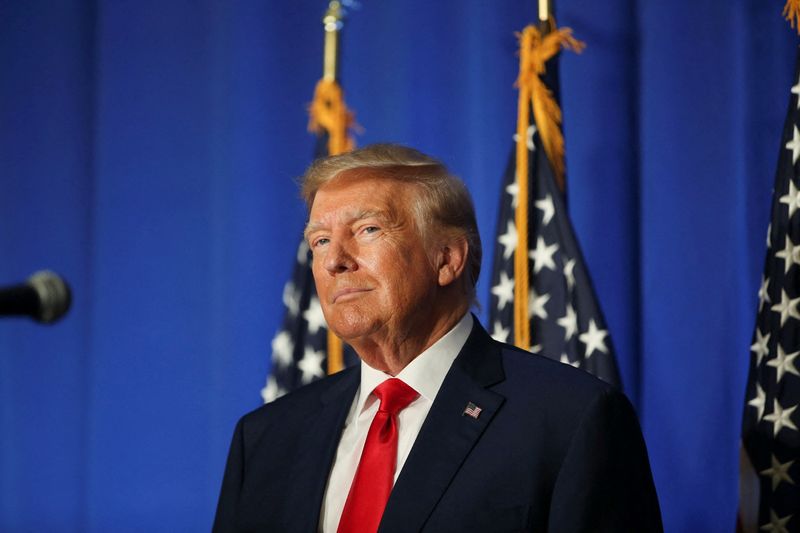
[322,1,344,80]
[538,0,549,23]
[538,0,552,34]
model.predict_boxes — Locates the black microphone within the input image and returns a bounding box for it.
[0,271,72,324]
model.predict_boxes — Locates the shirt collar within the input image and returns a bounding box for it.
[354,313,473,414]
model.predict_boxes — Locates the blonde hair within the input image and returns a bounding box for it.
[301,144,482,300]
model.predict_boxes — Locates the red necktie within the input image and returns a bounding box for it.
[337,378,419,533]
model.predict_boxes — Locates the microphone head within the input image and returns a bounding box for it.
[28,270,72,324]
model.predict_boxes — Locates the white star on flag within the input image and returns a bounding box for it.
[766,344,800,383]
[760,509,792,533]
[758,275,771,312]
[297,347,325,384]
[775,236,799,274]
[492,271,515,310]
[763,399,798,437]
[260,375,284,403]
[296,240,309,265]
[491,320,510,343]
[271,330,294,368]
[528,288,550,320]
[506,180,519,209]
[535,195,555,225]
[792,73,800,108]
[282,281,300,317]
[578,319,609,358]
[779,179,800,220]
[303,296,327,334]
[557,304,578,341]
[563,258,576,291]
[785,125,800,164]
[748,382,766,420]
[759,454,795,491]
[497,221,518,260]
[750,329,770,366]
[529,236,559,274]
[770,289,800,326]
[559,353,579,368]
[512,124,536,151]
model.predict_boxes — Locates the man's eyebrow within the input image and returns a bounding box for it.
[304,209,390,241]
[303,221,324,240]
[350,209,390,223]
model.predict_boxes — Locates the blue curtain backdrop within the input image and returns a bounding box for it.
[0,1,795,531]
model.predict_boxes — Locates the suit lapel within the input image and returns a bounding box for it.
[378,321,506,533]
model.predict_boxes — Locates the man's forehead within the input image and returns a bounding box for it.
[304,170,419,231]
[311,173,411,211]
[318,167,404,193]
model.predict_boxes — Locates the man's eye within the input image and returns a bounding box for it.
[363,226,380,234]
[313,237,329,247]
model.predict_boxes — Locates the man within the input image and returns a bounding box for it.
[214,144,662,532]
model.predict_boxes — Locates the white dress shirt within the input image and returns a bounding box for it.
[319,313,473,533]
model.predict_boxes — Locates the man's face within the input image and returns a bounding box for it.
[305,172,441,359]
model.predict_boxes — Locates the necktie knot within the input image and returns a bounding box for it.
[374,378,418,415]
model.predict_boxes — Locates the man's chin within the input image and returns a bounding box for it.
[327,326,367,344]
[325,318,377,347]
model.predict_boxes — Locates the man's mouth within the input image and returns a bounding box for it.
[332,287,371,303]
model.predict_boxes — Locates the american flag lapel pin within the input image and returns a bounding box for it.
[463,402,482,419]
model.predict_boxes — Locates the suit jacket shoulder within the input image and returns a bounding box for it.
[238,368,358,449]
[380,321,662,533]
[213,367,359,533]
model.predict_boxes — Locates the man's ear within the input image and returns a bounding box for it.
[437,235,468,287]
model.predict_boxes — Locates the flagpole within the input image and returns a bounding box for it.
[320,0,347,374]
[322,1,343,81]
[538,0,551,34]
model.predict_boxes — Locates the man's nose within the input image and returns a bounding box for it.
[323,238,357,273]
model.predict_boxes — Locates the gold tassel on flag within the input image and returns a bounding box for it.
[308,79,355,156]
[307,1,356,374]
[784,0,800,33]
[512,22,584,350]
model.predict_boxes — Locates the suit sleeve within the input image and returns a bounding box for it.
[212,418,245,533]
[547,389,663,532]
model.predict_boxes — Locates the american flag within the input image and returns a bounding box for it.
[487,28,620,386]
[739,55,800,532]
[261,134,359,403]
[463,402,482,419]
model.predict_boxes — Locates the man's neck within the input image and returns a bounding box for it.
[348,303,470,376]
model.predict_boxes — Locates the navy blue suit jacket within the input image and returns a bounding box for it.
[213,320,662,532]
